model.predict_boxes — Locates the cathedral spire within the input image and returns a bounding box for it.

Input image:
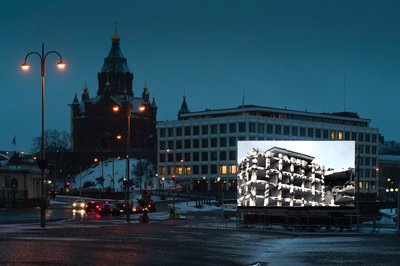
[178,93,190,117]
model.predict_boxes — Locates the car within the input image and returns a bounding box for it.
[97,202,120,216]
[85,200,100,212]
[135,199,156,213]
[72,199,86,210]
[115,200,134,214]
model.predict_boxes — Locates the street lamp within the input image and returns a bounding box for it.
[21,43,66,228]
[113,101,145,223]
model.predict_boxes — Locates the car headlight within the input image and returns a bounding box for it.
[72,203,77,207]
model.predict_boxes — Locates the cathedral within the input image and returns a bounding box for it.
[69,33,157,164]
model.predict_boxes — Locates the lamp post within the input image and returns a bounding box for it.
[21,43,66,228]
[113,101,145,223]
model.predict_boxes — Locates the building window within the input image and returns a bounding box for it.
[238,136,245,141]
[372,146,377,155]
[160,141,166,150]
[201,165,208,174]
[184,152,190,162]
[229,137,236,147]
[211,138,218,147]
[284,126,290,135]
[160,154,166,163]
[323,129,329,139]
[193,165,199,174]
[275,125,281,135]
[184,140,191,149]
[358,133,364,142]
[267,124,273,134]
[193,139,199,148]
[229,164,237,174]
[330,130,336,140]
[176,140,182,149]
[168,128,174,137]
[167,140,174,149]
[358,181,363,189]
[249,123,256,133]
[211,151,218,161]
[219,165,228,174]
[220,137,227,147]
[366,133,370,142]
[292,126,298,136]
[220,151,226,160]
[372,134,377,143]
[193,126,199,135]
[160,128,166,137]
[258,123,264,134]
[338,131,343,140]
[365,145,370,154]
[167,153,173,163]
[193,152,199,161]
[202,138,208,148]
[316,129,321,138]
[365,157,370,166]
[239,122,246,132]
[229,150,236,160]
[307,128,314,138]
[300,127,306,137]
[220,124,227,134]
[352,132,357,141]
[176,127,182,136]
[202,152,208,161]
[370,182,376,190]
[184,126,191,136]
[345,131,350,140]
[202,125,208,134]
[372,157,376,166]
[211,124,217,134]
[211,165,217,174]
[229,123,236,133]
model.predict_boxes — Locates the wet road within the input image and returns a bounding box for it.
[0,219,399,265]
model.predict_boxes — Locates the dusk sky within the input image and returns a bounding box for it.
[2,0,400,152]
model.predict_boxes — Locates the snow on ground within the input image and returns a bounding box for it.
[69,158,176,192]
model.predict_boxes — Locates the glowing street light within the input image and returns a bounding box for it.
[21,43,66,228]
[112,102,145,223]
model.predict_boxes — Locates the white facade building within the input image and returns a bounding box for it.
[157,101,379,196]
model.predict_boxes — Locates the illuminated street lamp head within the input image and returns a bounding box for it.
[94,158,99,163]
[56,60,66,70]
[139,105,146,112]
[116,134,122,140]
[21,62,30,71]
[112,105,120,112]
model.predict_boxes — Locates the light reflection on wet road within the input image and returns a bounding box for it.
[0,220,399,265]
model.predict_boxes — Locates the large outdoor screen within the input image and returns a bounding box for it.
[237,141,355,208]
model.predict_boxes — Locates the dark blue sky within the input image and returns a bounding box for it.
[2,0,400,152]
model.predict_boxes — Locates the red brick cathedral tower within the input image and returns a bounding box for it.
[70,33,157,163]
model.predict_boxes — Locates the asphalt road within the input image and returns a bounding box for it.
[0,219,399,266]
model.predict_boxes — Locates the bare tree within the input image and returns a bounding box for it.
[31,129,70,154]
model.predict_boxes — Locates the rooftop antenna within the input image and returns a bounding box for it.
[114,22,119,35]
[343,75,347,112]
[241,92,245,107]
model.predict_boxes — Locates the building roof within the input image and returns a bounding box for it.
[176,104,371,127]
[100,34,130,73]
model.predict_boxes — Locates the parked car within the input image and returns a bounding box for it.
[97,201,120,216]
[85,200,100,212]
[72,199,86,210]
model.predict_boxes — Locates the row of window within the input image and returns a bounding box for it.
[160,150,237,162]
[159,124,378,143]
[158,164,237,176]
[158,165,378,179]
[160,137,378,156]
